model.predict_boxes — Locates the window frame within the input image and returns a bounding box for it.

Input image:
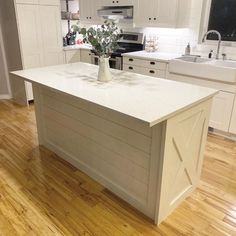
[199,0,236,47]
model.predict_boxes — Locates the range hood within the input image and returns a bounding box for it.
[97,6,133,20]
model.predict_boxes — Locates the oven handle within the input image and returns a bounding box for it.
[109,58,118,62]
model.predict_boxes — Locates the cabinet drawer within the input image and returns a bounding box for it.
[123,64,140,74]
[123,64,166,78]
[140,68,166,78]
[123,57,167,70]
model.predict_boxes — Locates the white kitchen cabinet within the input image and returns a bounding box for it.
[80,49,92,64]
[39,5,64,66]
[65,50,81,63]
[229,98,236,134]
[134,0,191,28]
[79,0,102,24]
[102,0,133,6]
[123,56,167,79]
[15,1,63,102]
[209,91,235,132]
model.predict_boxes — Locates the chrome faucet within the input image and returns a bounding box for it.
[202,30,222,60]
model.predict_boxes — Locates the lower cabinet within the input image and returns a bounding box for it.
[209,91,235,132]
[229,97,236,134]
[65,50,81,63]
[123,56,167,78]
[80,49,92,64]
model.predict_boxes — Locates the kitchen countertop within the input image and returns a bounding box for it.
[11,62,217,127]
[122,51,181,62]
[63,44,92,51]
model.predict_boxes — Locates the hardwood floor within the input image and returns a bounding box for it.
[0,100,236,236]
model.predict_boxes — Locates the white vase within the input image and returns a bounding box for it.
[98,56,112,82]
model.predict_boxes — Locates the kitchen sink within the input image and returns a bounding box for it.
[169,56,236,84]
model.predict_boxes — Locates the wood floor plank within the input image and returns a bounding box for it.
[0,100,236,235]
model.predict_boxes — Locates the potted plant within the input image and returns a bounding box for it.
[72,20,121,82]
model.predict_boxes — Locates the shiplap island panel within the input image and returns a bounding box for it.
[12,62,217,224]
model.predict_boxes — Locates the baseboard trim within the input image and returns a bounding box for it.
[0,94,12,100]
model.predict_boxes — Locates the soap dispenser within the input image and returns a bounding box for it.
[185,43,191,55]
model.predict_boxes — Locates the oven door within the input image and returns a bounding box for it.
[109,57,122,70]
[91,54,122,70]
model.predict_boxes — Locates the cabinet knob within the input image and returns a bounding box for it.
[149,17,151,20]
[129,66,133,70]
[116,0,119,2]
[150,61,155,65]
[154,18,157,20]
[129,58,134,62]
[89,17,92,19]
[149,70,155,74]
[112,0,115,3]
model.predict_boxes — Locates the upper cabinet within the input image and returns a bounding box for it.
[134,0,192,28]
[101,0,133,6]
[79,0,102,24]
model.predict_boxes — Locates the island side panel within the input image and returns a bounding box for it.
[155,99,212,224]
[32,84,164,219]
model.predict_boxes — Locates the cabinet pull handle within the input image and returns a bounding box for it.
[129,66,133,70]
[149,70,155,74]
[150,61,155,65]
[129,58,134,62]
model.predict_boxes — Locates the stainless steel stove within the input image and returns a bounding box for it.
[91,32,145,70]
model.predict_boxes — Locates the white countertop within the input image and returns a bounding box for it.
[63,44,92,51]
[12,63,217,127]
[122,51,181,62]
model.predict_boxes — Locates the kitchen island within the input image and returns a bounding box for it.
[11,63,217,225]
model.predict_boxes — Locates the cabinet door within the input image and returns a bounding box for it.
[134,0,154,27]
[79,0,90,22]
[155,0,178,27]
[16,4,43,69]
[80,49,92,63]
[65,50,81,63]
[80,0,102,24]
[229,98,236,134]
[39,5,64,66]
[209,91,235,132]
